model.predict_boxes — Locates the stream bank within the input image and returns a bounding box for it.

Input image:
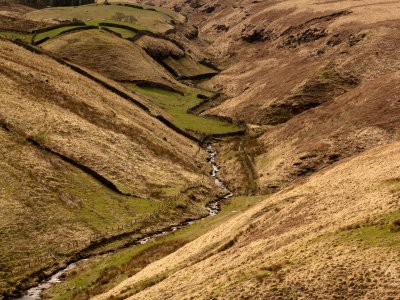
[15,143,232,300]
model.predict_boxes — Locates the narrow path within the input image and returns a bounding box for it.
[15,143,232,300]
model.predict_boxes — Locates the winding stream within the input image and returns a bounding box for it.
[16,144,232,300]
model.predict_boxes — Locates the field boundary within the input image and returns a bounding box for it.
[0,120,140,197]
[11,40,244,143]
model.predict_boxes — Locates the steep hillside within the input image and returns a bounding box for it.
[41,29,181,89]
[95,141,400,300]
[253,72,400,193]
[84,1,400,299]
[140,0,400,193]
[2,1,400,299]
[0,39,218,296]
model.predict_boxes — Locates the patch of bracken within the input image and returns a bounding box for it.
[326,34,343,47]
[184,25,199,40]
[214,24,229,32]
[203,6,215,13]
[185,0,203,9]
[349,33,367,47]
[173,4,181,12]
[281,28,327,48]
[242,29,274,43]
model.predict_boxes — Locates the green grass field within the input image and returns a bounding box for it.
[0,31,32,42]
[100,26,136,39]
[84,19,144,30]
[33,20,142,43]
[44,195,267,300]
[25,4,177,33]
[64,171,161,231]
[1,21,139,44]
[164,56,219,79]
[129,85,240,135]
[34,25,87,43]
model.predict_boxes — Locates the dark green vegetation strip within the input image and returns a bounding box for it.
[123,80,184,96]
[128,85,242,138]
[98,22,139,33]
[32,21,86,34]
[34,26,98,45]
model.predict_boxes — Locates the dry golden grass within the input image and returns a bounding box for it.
[144,0,400,194]
[41,29,182,90]
[0,39,218,294]
[95,141,400,300]
[0,39,207,197]
[3,1,400,298]
[24,3,178,33]
[136,35,184,61]
[85,1,400,298]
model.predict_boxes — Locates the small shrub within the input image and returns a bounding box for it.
[111,12,137,24]
[390,219,400,232]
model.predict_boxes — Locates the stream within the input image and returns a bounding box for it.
[16,144,232,300]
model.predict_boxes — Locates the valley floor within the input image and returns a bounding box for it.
[1,0,400,299]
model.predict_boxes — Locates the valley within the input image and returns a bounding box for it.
[1,0,400,299]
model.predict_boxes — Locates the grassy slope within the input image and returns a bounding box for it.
[129,85,240,135]
[148,0,400,194]
[34,25,86,42]
[0,130,157,275]
[44,195,266,300]
[95,141,400,300]
[41,29,178,87]
[101,26,136,39]
[163,56,218,78]
[41,29,240,136]
[0,30,31,41]
[107,1,185,22]
[25,4,176,33]
[84,19,145,31]
[0,39,217,295]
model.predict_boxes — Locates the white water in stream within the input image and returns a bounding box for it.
[16,144,232,300]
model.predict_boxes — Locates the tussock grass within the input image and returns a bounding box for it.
[43,196,266,299]
[0,39,212,296]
